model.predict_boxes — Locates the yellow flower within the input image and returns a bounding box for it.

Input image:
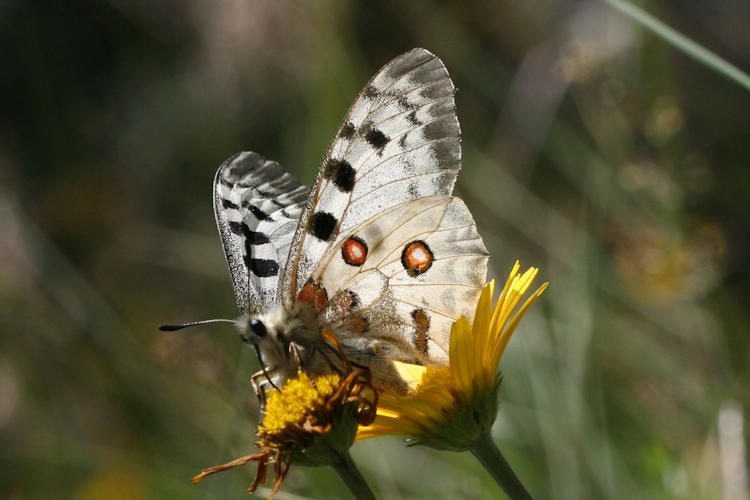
[358,261,547,450]
[192,338,376,499]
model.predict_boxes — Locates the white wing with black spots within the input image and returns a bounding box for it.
[214,152,309,315]
[282,48,462,306]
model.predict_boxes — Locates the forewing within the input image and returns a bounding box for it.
[282,48,462,305]
[214,152,309,315]
[312,196,488,366]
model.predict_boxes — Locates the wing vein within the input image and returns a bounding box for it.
[390,298,460,320]
[347,171,449,205]
[341,94,454,160]
[341,108,457,183]
[388,282,481,288]
[364,52,439,116]
[368,77,452,117]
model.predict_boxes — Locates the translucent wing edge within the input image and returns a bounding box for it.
[213,153,256,315]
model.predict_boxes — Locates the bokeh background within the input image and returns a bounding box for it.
[2,1,749,498]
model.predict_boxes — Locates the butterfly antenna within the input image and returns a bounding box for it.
[158,318,240,331]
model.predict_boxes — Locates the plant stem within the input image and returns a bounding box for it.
[330,450,376,500]
[469,436,532,499]
[602,0,750,92]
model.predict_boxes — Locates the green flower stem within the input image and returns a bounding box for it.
[469,435,532,500]
[330,450,376,500]
[602,0,750,91]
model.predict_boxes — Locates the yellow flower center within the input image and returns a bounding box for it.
[259,370,343,439]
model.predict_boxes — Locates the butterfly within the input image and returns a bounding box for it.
[168,48,488,399]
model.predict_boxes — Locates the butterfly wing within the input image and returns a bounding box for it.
[214,152,309,315]
[314,196,487,367]
[278,48,487,372]
[281,48,463,306]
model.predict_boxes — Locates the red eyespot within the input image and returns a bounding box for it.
[346,316,369,333]
[411,308,431,355]
[297,281,328,313]
[342,236,368,266]
[412,309,430,332]
[401,240,433,277]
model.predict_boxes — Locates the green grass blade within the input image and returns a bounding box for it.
[603,0,750,92]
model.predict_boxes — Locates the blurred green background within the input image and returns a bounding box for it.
[1,1,749,498]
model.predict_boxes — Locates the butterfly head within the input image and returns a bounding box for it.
[240,316,288,354]
[239,305,314,371]
[248,318,268,339]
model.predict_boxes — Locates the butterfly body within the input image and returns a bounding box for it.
[214,49,489,397]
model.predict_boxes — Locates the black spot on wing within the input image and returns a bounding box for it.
[221,198,239,210]
[341,122,356,139]
[365,129,389,149]
[254,189,275,199]
[398,96,413,110]
[245,229,270,245]
[334,163,355,192]
[324,159,337,179]
[407,110,421,126]
[218,176,234,188]
[249,205,271,221]
[407,183,419,199]
[309,211,337,241]
[229,221,271,245]
[248,258,279,277]
[334,162,356,192]
[346,290,361,309]
[364,86,379,99]
[325,158,356,192]
[253,190,287,208]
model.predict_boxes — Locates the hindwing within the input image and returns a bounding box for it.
[309,196,488,366]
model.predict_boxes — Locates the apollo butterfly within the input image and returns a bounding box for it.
[164,48,488,399]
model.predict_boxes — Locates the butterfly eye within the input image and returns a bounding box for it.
[250,319,267,338]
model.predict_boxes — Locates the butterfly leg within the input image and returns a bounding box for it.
[289,342,317,390]
[250,369,273,416]
[311,342,346,376]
